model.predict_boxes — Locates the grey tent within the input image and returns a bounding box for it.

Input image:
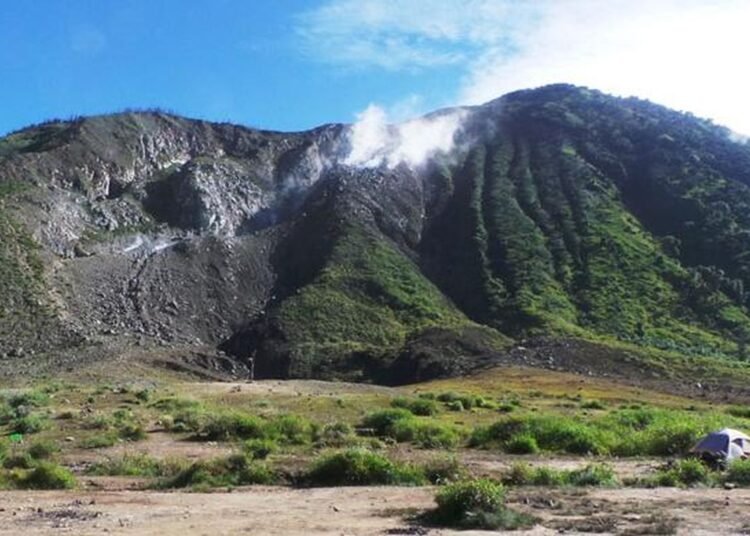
[692,428,750,462]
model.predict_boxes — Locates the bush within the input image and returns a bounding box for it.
[640,459,712,487]
[7,390,49,409]
[80,432,118,449]
[726,459,750,485]
[566,464,619,487]
[361,409,413,436]
[14,462,76,489]
[446,401,464,412]
[436,392,483,410]
[315,422,358,448]
[159,454,276,489]
[391,397,439,416]
[11,414,47,434]
[505,433,539,454]
[427,479,534,530]
[117,421,147,441]
[88,453,189,478]
[637,423,703,456]
[243,439,278,460]
[581,400,607,410]
[305,449,425,487]
[422,456,468,485]
[201,412,266,441]
[391,420,461,449]
[3,453,33,469]
[502,463,617,487]
[503,463,564,486]
[470,416,608,455]
[267,415,314,445]
[135,389,152,403]
[27,440,59,460]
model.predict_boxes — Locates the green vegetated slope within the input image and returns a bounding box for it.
[421,85,750,359]
[243,86,750,379]
[258,221,509,380]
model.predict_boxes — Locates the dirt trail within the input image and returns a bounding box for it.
[180,379,399,397]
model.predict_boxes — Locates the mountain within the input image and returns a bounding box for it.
[3,84,750,384]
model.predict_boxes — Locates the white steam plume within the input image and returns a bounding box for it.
[343,104,466,168]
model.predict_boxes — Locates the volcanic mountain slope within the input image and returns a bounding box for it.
[3,84,750,382]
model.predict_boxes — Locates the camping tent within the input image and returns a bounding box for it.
[692,428,750,462]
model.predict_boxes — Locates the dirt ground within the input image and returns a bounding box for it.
[2,485,750,535]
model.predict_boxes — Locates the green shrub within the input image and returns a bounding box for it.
[159,454,275,489]
[427,479,534,530]
[502,463,617,487]
[11,414,47,434]
[640,423,703,456]
[566,464,619,487]
[423,456,468,485]
[305,449,425,487]
[436,392,482,410]
[446,401,464,412]
[201,412,266,441]
[390,420,461,449]
[151,396,202,412]
[641,459,712,487]
[267,415,314,445]
[27,440,59,460]
[88,453,187,478]
[135,389,152,403]
[243,439,278,460]
[726,459,750,485]
[581,400,607,410]
[117,421,147,441]
[7,390,49,409]
[391,397,439,416]
[361,409,413,436]
[315,422,358,448]
[14,462,76,489]
[505,433,539,454]
[436,392,461,403]
[3,453,33,469]
[470,416,608,455]
[80,432,118,449]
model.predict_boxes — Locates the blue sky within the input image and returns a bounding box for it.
[0,0,466,135]
[1,1,749,136]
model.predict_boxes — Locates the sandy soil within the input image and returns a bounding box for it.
[2,485,750,535]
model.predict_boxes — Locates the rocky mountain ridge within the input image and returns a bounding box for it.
[3,84,750,383]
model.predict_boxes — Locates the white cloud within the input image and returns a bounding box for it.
[459,0,750,135]
[296,0,533,70]
[298,0,750,135]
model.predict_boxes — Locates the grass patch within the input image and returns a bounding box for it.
[502,462,619,487]
[88,453,188,478]
[157,454,276,490]
[3,462,77,490]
